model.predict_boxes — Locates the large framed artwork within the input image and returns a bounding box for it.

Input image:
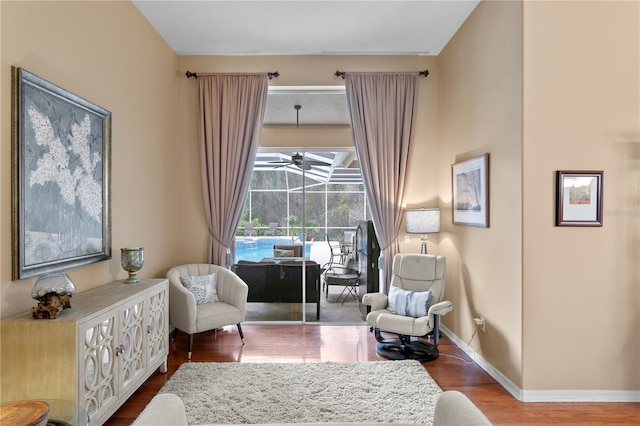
[11,67,112,280]
[452,153,489,228]
[555,170,603,227]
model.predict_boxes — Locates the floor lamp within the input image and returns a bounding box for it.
[405,208,440,254]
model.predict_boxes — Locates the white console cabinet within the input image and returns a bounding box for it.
[0,279,169,426]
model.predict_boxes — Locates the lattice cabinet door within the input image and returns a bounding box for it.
[1,279,170,426]
[147,284,169,372]
[79,310,119,423]
[117,294,148,397]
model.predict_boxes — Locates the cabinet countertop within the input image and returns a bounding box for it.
[4,278,168,323]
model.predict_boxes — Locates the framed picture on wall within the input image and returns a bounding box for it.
[452,153,490,227]
[555,170,603,226]
[11,67,112,280]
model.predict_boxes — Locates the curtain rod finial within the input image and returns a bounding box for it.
[268,71,280,79]
[185,71,198,79]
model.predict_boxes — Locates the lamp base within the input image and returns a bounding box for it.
[420,234,428,254]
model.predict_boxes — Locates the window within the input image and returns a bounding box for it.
[236,151,368,260]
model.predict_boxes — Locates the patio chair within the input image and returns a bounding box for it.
[244,223,256,236]
[341,230,356,261]
[324,265,360,304]
[264,222,278,236]
[321,234,343,275]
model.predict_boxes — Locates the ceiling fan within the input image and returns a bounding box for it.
[267,105,331,170]
[269,152,329,170]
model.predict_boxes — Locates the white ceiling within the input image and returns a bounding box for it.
[132,0,480,126]
[264,86,350,127]
[132,0,480,56]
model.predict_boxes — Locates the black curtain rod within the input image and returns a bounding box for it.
[334,70,429,79]
[185,70,280,80]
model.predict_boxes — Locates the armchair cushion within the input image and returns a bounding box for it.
[180,272,219,304]
[274,248,295,258]
[362,292,388,311]
[387,287,431,317]
[273,244,303,257]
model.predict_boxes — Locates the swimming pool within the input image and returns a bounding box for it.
[235,237,311,262]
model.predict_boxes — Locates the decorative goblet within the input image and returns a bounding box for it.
[121,247,144,284]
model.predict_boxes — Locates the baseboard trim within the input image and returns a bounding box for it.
[440,325,523,400]
[440,325,640,403]
[522,390,640,402]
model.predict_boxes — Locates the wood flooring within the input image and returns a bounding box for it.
[105,324,639,426]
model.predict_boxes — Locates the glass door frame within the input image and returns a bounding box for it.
[237,148,365,323]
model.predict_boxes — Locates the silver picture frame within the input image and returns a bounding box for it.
[452,153,490,228]
[12,67,112,280]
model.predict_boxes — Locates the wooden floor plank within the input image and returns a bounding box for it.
[105,324,640,426]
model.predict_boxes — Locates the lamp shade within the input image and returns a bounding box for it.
[405,208,440,234]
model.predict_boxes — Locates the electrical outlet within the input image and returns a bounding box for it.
[473,317,486,332]
[403,235,410,244]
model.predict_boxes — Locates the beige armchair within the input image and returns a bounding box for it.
[363,253,452,362]
[166,264,248,359]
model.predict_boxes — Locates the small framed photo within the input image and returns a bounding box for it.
[452,153,489,228]
[556,171,603,227]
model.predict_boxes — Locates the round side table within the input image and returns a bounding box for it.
[0,400,88,426]
[0,400,49,426]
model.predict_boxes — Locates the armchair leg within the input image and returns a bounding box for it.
[187,334,193,360]
[171,327,178,351]
[237,323,245,345]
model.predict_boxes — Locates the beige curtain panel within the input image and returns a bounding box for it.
[345,72,419,290]
[197,74,269,265]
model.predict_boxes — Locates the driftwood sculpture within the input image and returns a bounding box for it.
[32,292,72,319]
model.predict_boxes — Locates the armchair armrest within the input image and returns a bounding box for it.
[132,393,188,426]
[427,300,453,327]
[216,269,249,319]
[428,300,453,316]
[168,279,197,334]
[362,292,388,311]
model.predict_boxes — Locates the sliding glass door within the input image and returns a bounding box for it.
[235,150,367,323]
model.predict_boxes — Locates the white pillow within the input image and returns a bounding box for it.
[180,273,218,304]
[387,287,431,317]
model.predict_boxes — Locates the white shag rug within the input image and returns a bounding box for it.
[158,360,442,424]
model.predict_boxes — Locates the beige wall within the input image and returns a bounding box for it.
[439,0,640,394]
[438,1,524,386]
[175,55,440,264]
[0,1,178,318]
[522,1,639,392]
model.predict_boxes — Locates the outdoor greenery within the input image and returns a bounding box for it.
[237,169,368,241]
